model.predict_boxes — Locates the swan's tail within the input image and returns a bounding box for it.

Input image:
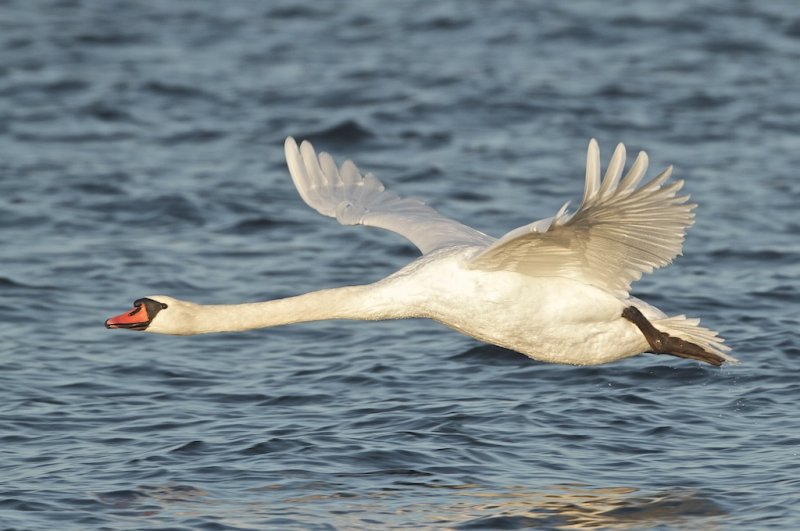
[622,306,736,366]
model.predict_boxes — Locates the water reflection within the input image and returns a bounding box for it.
[445,483,726,529]
[96,481,727,529]
[280,482,727,529]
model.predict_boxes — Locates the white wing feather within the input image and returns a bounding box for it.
[468,139,695,297]
[284,137,493,254]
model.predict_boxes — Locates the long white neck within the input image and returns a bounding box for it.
[174,281,418,335]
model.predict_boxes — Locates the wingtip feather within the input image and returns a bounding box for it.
[583,139,601,205]
[285,136,315,205]
[618,150,649,194]
[598,142,627,198]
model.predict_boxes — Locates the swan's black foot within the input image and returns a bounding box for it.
[622,306,725,367]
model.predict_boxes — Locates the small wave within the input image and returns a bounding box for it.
[709,248,792,261]
[169,440,208,454]
[704,38,770,55]
[257,394,334,407]
[72,180,126,196]
[13,131,134,143]
[241,438,310,456]
[395,165,446,183]
[409,16,472,31]
[221,216,296,234]
[0,78,88,96]
[0,497,56,512]
[144,194,207,225]
[142,80,219,101]
[160,129,227,145]
[627,363,719,382]
[79,102,136,123]
[267,5,331,19]
[594,83,645,99]
[671,91,735,109]
[787,19,800,38]
[611,15,707,32]
[73,32,144,46]
[0,276,57,290]
[296,120,374,145]
[750,285,798,302]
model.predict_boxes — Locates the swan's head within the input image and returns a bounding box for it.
[105,295,197,335]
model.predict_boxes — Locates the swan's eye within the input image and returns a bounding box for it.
[161,303,168,309]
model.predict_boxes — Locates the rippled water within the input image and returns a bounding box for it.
[2,1,799,529]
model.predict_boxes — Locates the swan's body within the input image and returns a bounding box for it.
[107,138,734,366]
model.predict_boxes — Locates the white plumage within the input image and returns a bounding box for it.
[107,137,733,366]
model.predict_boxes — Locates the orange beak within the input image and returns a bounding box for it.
[105,303,151,331]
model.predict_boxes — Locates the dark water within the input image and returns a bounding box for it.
[2,1,799,529]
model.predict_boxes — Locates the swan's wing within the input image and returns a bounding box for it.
[284,137,494,254]
[468,140,694,297]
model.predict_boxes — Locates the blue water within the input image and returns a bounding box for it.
[2,1,799,529]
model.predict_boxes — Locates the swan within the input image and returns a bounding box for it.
[106,137,734,366]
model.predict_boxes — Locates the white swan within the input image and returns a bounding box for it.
[106,137,734,366]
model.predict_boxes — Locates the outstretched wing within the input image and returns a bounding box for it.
[468,140,694,297]
[284,137,494,254]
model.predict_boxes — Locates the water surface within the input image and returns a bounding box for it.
[1,1,799,529]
